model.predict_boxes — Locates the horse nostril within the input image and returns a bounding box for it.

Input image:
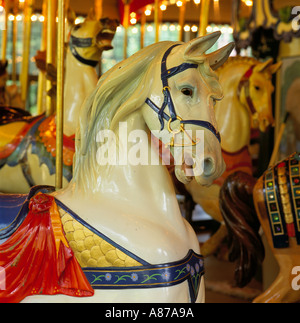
[203,157,215,177]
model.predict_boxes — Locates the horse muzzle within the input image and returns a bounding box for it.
[252,112,275,132]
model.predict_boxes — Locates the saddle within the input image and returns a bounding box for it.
[0,110,74,185]
[0,107,45,160]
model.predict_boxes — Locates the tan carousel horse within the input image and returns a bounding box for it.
[0,32,234,303]
[184,56,281,257]
[0,13,118,194]
[220,152,300,303]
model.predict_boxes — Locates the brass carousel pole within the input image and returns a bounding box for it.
[122,0,131,59]
[21,0,34,108]
[45,0,57,117]
[12,0,18,83]
[55,0,65,190]
[1,0,9,63]
[154,0,159,43]
[37,0,47,115]
[199,0,210,36]
[178,0,186,42]
[95,0,102,20]
[140,11,146,49]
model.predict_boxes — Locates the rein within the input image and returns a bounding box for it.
[69,35,99,68]
[146,44,221,145]
[237,65,257,116]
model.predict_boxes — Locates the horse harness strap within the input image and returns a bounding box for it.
[237,65,257,116]
[145,44,221,143]
[69,35,99,68]
[83,250,204,303]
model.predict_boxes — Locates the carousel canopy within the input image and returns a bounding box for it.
[29,0,299,26]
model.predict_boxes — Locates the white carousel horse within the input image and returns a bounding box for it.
[184,57,281,257]
[0,13,118,194]
[220,153,300,303]
[0,32,234,303]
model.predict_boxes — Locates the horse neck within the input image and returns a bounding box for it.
[63,49,99,136]
[70,111,182,225]
[215,62,252,153]
[108,113,182,221]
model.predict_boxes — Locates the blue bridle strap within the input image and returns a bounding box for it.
[69,35,99,68]
[146,44,221,143]
[158,45,198,127]
[181,120,221,143]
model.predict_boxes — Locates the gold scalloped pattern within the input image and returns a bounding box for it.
[59,208,142,268]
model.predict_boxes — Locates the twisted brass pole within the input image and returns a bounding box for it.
[55,0,65,190]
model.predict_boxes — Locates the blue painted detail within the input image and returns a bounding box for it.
[83,250,204,303]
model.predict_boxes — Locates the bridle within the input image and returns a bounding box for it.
[145,44,221,147]
[237,65,257,116]
[69,34,99,68]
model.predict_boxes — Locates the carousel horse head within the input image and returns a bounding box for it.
[69,8,119,66]
[237,58,281,132]
[73,32,234,190]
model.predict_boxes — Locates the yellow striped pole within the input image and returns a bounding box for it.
[55,0,65,190]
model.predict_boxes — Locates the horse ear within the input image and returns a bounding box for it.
[184,32,221,60]
[253,58,273,73]
[269,61,282,75]
[206,42,235,70]
[66,7,76,26]
[86,8,96,21]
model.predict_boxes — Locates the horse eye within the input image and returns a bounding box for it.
[255,85,261,91]
[181,88,193,97]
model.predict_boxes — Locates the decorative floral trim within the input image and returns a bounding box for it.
[83,250,204,303]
